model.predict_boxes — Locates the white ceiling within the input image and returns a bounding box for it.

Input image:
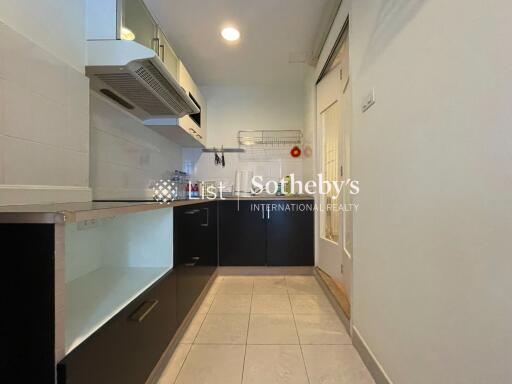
[144,0,333,86]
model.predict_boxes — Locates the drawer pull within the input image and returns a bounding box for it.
[129,300,159,323]
[184,258,199,267]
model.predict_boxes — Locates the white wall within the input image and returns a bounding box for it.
[0,0,86,72]
[90,94,183,200]
[316,0,512,383]
[184,85,305,187]
[0,1,90,205]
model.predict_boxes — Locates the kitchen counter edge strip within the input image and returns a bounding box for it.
[0,196,315,224]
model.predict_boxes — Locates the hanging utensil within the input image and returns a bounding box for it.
[221,146,225,167]
[214,148,221,166]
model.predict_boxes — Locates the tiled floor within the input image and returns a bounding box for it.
[158,275,375,384]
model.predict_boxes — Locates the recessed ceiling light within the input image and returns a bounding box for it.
[221,27,240,42]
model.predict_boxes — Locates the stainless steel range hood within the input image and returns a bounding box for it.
[86,40,200,122]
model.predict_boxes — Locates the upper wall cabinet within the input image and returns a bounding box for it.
[86,0,205,147]
[157,28,179,80]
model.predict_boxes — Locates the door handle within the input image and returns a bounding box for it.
[201,208,209,227]
[129,300,159,323]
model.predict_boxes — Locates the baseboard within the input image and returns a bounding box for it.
[217,266,314,276]
[352,326,394,384]
[313,268,351,332]
[0,185,91,206]
[92,187,154,201]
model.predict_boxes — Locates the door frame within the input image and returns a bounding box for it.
[314,19,353,305]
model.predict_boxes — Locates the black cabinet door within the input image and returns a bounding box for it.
[266,200,314,266]
[219,201,266,266]
[174,202,217,324]
[2,224,55,384]
[58,270,177,384]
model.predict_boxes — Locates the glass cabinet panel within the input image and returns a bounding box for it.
[121,0,157,52]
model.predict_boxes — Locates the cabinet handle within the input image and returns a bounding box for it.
[129,300,159,323]
[160,44,165,61]
[184,209,200,215]
[185,260,198,267]
[152,38,160,54]
[267,208,270,220]
[201,208,209,227]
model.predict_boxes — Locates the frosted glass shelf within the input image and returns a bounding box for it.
[65,266,170,354]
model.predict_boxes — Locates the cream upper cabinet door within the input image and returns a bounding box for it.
[178,62,206,144]
[157,28,179,80]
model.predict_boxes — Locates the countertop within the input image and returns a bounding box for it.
[0,195,314,224]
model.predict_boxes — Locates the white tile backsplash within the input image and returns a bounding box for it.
[0,20,89,204]
[90,93,183,199]
[2,135,89,186]
[0,135,4,184]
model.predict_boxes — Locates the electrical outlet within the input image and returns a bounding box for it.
[77,219,98,231]
[362,88,376,112]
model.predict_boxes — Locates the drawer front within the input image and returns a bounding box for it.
[58,270,177,384]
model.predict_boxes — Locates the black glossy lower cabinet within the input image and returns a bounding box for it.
[57,270,177,384]
[219,201,266,266]
[266,200,314,266]
[2,224,55,384]
[219,200,314,266]
[174,202,218,323]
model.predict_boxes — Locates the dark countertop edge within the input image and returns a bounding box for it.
[0,196,314,224]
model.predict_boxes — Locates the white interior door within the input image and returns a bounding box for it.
[316,36,352,298]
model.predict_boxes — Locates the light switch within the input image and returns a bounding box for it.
[362,88,376,112]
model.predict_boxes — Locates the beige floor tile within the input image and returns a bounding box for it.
[176,344,245,384]
[216,277,254,294]
[290,295,335,314]
[253,276,288,294]
[251,294,292,314]
[157,344,192,384]
[242,345,309,384]
[286,276,323,295]
[302,345,375,384]
[247,314,299,344]
[180,312,206,343]
[195,314,249,344]
[209,294,252,314]
[295,314,351,344]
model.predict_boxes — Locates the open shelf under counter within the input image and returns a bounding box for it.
[65,266,170,354]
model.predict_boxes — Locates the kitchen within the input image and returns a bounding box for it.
[2,1,511,384]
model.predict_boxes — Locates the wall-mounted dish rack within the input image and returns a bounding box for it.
[238,130,303,147]
[238,130,303,161]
